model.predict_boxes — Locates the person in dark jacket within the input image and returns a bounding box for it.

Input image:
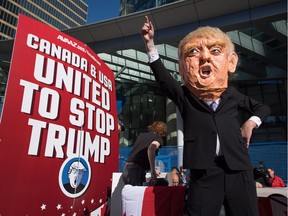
[122,121,167,186]
[141,16,271,216]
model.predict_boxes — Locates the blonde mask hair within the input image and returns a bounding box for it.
[178,26,235,59]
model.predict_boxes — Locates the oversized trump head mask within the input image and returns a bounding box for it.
[178,26,238,101]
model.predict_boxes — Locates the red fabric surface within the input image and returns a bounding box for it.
[258,197,273,216]
[142,186,186,216]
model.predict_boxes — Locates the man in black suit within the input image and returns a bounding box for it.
[141,16,271,216]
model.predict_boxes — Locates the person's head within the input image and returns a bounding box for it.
[147,121,167,137]
[267,168,275,178]
[118,120,125,132]
[171,173,180,186]
[170,167,180,186]
[178,26,238,100]
[171,166,180,173]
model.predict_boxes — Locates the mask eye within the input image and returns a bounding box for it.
[187,48,199,57]
[210,46,222,54]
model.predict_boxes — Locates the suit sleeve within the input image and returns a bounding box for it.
[149,58,185,112]
[235,88,271,122]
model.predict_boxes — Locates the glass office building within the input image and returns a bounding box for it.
[0,0,88,40]
[120,0,179,15]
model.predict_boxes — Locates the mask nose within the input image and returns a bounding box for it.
[200,48,211,64]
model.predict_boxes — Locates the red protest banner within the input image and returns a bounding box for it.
[0,14,118,215]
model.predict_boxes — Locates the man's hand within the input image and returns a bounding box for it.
[240,120,257,148]
[141,16,156,52]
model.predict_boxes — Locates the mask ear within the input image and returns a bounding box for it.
[228,52,238,73]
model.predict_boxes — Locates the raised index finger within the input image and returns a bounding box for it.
[145,15,149,24]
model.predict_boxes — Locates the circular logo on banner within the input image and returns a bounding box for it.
[59,157,91,198]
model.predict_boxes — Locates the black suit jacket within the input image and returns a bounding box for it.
[150,58,271,170]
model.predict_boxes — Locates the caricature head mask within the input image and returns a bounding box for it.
[178,26,238,101]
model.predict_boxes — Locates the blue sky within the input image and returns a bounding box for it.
[85,0,120,24]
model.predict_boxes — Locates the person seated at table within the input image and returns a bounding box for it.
[169,167,183,186]
[267,168,286,187]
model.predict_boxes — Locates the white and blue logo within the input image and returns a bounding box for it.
[59,157,91,198]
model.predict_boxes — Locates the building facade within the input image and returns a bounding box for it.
[120,0,179,15]
[0,0,88,40]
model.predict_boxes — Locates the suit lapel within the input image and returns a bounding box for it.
[218,87,234,110]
